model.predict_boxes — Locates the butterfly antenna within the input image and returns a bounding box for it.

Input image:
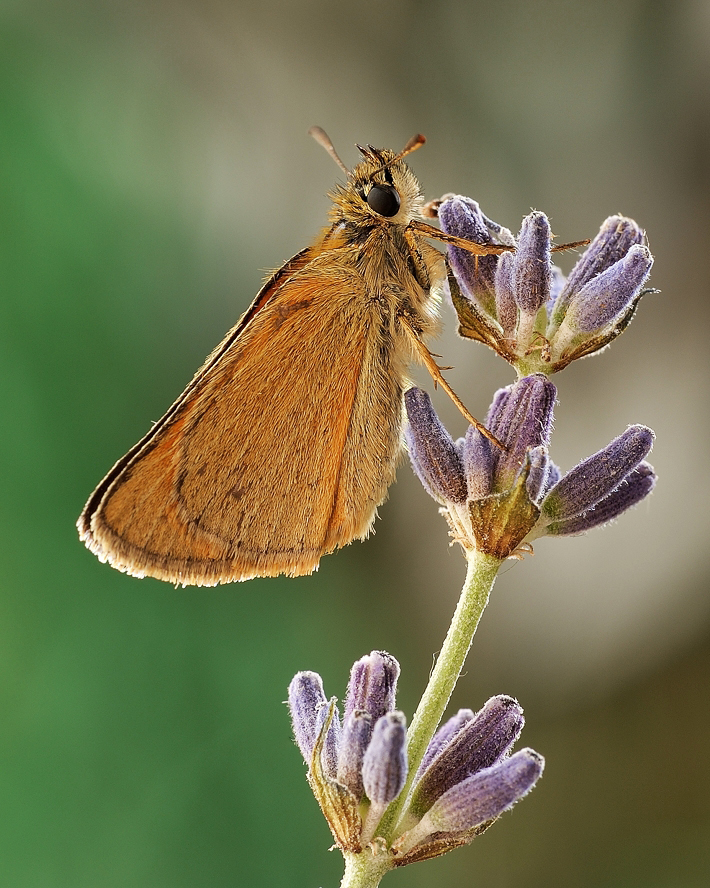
[308,126,350,175]
[398,133,426,161]
[368,133,426,177]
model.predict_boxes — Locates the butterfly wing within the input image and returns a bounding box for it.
[79,245,406,585]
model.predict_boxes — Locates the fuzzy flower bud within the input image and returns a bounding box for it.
[513,211,552,315]
[404,389,467,505]
[396,749,544,856]
[408,695,524,819]
[288,671,329,764]
[439,196,515,316]
[343,651,400,724]
[361,712,408,845]
[362,713,408,805]
[392,697,541,865]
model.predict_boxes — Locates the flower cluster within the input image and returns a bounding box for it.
[435,196,654,376]
[405,375,656,559]
[288,651,542,867]
[287,188,658,888]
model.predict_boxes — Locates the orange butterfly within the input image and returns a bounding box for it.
[78,129,508,585]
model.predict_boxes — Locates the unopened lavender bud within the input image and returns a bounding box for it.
[440,196,514,312]
[494,251,518,335]
[361,712,408,845]
[288,671,328,764]
[554,215,645,323]
[565,244,653,333]
[423,748,544,834]
[405,388,468,504]
[362,712,408,806]
[410,696,524,817]
[542,425,654,522]
[337,710,372,800]
[513,211,552,313]
[315,698,340,778]
[547,462,656,535]
[462,427,494,499]
[417,709,475,777]
[343,651,400,724]
[525,446,551,504]
[488,375,556,488]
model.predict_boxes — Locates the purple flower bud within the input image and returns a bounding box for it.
[343,651,400,725]
[487,375,557,489]
[405,388,468,504]
[513,212,552,314]
[423,748,544,833]
[565,244,653,333]
[462,427,494,499]
[410,696,525,817]
[416,709,475,777]
[439,196,515,312]
[288,671,328,764]
[362,712,408,806]
[553,215,645,323]
[315,697,341,778]
[494,251,518,335]
[337,710,372,800]
[542,425,654,522]
[547,462,656,535]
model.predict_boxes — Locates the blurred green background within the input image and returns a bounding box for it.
[1,0,709,885]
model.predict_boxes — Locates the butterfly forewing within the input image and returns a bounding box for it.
[80,246,405,585]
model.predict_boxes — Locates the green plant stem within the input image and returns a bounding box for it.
[337,549,502,888]
[379,548,502,843]
[339,850,392,888]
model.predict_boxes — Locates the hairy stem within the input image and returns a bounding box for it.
[339,850,392,888]
[379,548,502,842]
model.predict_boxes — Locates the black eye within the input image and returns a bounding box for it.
[366,184,401,217]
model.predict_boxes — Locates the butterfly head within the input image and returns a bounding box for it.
[329,144,425,230]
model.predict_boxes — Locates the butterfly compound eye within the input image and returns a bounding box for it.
[366,184,401,217]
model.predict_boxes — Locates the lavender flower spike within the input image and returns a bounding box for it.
[286,652,405,854]
[435,195,654,375]
[406,376,656,558]
[288,658,544,867]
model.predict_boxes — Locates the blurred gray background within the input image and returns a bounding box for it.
[1,0,709,885]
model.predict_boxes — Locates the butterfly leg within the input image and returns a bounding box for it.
[398,315,505,451]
